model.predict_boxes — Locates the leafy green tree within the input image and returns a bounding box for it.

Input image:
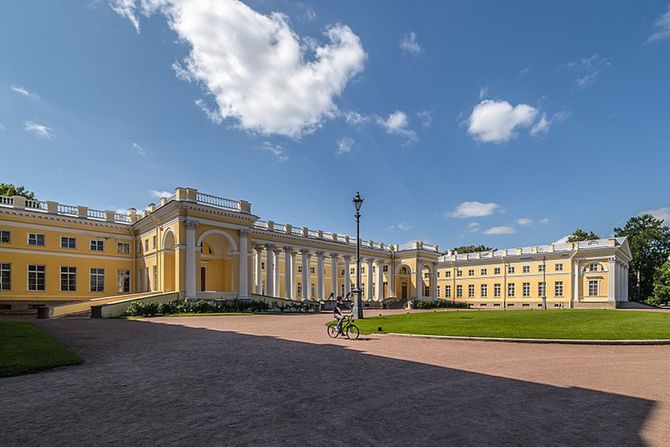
[0,183,36,200]
[453,245,493,254]
[614,215,670,302]
[566,229,600,242]
[650,260,670,306]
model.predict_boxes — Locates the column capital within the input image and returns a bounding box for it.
[342,254,352,261]
[329,252,339,259]
[315,250,325,257]
[240,229,249,236]
[185,220,198,229]
[265,243,275,250]
[300,248,311,255]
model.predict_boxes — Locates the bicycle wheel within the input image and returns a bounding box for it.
[327,323,339,338]
[345,324,360,340]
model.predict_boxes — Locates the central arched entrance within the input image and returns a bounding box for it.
[196,229,237,296]
[162,229,176,292]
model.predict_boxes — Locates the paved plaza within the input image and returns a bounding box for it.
[2,312,670,446]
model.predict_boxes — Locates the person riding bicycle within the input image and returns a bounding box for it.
[333,296,347,334]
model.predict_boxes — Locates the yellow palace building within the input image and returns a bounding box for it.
[0,187,632,314]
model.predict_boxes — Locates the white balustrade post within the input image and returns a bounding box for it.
[316,251,325,300]
[284,247,293,299]
[185,221,197,299]
[301,249,310,300]
[366,258,374,302]
[330,253,338,298]
[265,244,275,297]
[238,230,249,298]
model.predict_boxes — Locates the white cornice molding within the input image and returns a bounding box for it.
[0,218,134,240]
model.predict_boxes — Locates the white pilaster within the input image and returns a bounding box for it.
[388,262,396,297]
[265,244,275,297]
[430,263,438,301]
[366,258,374,302]
[415,265,422,301]
[284,247,293,299]
[608,258,616,302]
[375,260,384,301]
[330,253,338,298]
[185,220,197,299]
[342,256,351,297]
[624,265,629,301]
[572,260,580,305]
[316,251,325,300]
[273,247,281,296]
[254,246,263,294]
[238,230,249,298]
[301,249,310,300]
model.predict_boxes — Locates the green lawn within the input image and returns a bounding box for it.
[0,322,81,377]
[354,310,670,340]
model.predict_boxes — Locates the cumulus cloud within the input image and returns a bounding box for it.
[467,222,481,233]
[388,223,411,231]
[399,31,422,55]
[377,111,417,143]
[11,85,39,100]
[447,201,500,218]
[478,86,488,100]
[467,100,541,143]
[150,190,173,199]
[539,218,550,224]
[564,55,610,89]
[530,113,550,136]
[516,218,534,227]
[484,225,516,235]
[343,110,371,126]
[131,142,146,157]
[335,137,353,155]
[640,207,670,223]
[648,4,670,43]
[24,121,53,139]
[261,141,288,162]
[111,0,366,138]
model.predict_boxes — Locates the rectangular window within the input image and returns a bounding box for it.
[538,264,545,272]
[297,265,301,273]
[152,235,157,249]
[445,271,451,278]
[350,267,355,275]
[538,282,546,298]
[28,233,45,246]
[117,242,130,254]
[437,286,440,298]
[28,265,45,291]
[90,240,104,251]
[340,269,345,276]
[481,284,488,298]
[494,283,501,297]
[508,283,515,297]
[468,269,474,276]
[0,263,10,290]
[153,266,157,292]
[555,281,564,297]
[508,266,515,274]
[522,282,530,297]
[60,267,76,291]
[90,268,105,292]
[589,263,599,272]
[522,265,530,273]
[494,267,501,275]
[481,268,487,275]
[297,282,302,295]
[555,263,564,271]
[456,285,463,298]
[117,270,131,293]
[424,285,429,296]
[468,284,475,298]
[445,285,451,298]
[456,270,462,277]
[383,265,388,272]
[588,279,599,296]
[262,262,266,270]
[144,239,149,251]
[310,283,315,298]
[361,267,365,274]
[310,267,315,274]
[0,230,10,243]
[61,237,76,249]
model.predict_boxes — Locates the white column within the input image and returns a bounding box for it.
[254,246,263,294]
[608,258,616,302]
[430,264,438,301]
[284,247,293,299]
[374,260,383,301]
[301,249,310,300]
[265,244,275,297]
[415,265,422,301]
[238,230,249,298]
[624,265,629,301]
[343,256,351,297]
[273,247,281,296]
[572,260,580,305]
[185,221,197,299]
[388,262,396,297]
[330,253,339,298]
[316,251,325,300]
[366,258,374,302]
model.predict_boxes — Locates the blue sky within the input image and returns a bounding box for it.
[1,0,669,249]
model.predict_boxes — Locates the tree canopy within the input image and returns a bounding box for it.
[614,214,670,302]
[0,183,36,200]
[452,245,493,254]
[566,229,600,242]
[651,260,670,306]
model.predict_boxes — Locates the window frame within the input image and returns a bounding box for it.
[508,282,515,297]
[28,233,45,246]
[555,281,564,297]
[522,282,531,297]
[588,279,599,296]
[0,230,10,243]
[0,263,11,290]
[60,236,77,249]
[60,266,77,292]
[90,268,105,292]
[90,239,104,252]
[27,264,46,291]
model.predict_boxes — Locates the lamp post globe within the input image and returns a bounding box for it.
[352,192,364,319]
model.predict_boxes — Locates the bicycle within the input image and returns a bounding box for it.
[327,315,360,340]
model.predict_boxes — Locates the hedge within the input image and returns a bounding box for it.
[126,299,313,317]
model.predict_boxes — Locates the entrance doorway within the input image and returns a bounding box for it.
[401,281,408,299]
[200,267,206,292]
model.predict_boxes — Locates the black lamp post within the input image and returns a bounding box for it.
[352,192,364,320]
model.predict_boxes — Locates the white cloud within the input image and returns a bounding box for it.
[399,31,422,55]
[416,110,432,129]
[467,100,540,143]
[377,111,417,143]
[478,86,488,100]
[297,2,317,22]
[150,190,173,199]
[335,137,353,155]
[539,218,550,225]
[447,201,500,218]
[516,218,534,227]
[261,141,288,162]
[519,66,531,75]
[564,55,610,89]
[24,121,53,139]
[640,207,670,223]
[530,113,550,136]
[11,85,39,100]
[484,225,516,235]
[648,4,670,43]
[343,110,370,126]
[467,222,480,233]
[388,223,411,231]
[112,0,366,138]
[131,142,146,157]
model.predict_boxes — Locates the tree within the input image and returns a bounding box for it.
[651,260,670,306]
[614,214,670,302]
[0,183,36,200]
[452,245,493,254]
[566,229,600,242]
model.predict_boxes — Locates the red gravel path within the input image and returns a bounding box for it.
[1,311,669,446]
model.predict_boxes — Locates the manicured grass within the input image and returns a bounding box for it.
[355,310,670,340]
[0,322,81,377]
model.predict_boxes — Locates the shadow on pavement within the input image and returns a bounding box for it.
[0,319,655,446]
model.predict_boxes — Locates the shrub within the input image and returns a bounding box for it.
[413,300,468,310]
[126,301,161,316]
[126,298,295,317]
